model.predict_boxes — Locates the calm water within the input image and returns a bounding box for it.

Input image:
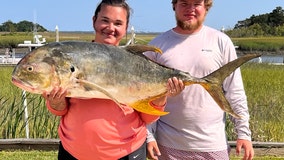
[250,55,284,63]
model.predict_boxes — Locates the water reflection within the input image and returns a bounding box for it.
[247,55,284,63]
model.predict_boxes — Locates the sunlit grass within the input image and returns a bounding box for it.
[226,63,284,142]
[232,37,284,52]
[0,150,283,160]
[0,150,57,160]
[0,66,60,139]
[2,32,284,52]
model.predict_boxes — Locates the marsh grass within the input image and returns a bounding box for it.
[226,63,284,142]
[232,37,284,52]
[0,32,158,48]
[0,67,59,139]
[242,63,284,142]
[2,32,284,52]
[0,150,282,160]
[0,150,57,160]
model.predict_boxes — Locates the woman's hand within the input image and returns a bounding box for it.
[42,87,68,111]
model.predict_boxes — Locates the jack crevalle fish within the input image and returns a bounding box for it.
[11,41,260,118]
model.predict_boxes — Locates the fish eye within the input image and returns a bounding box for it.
[70,66,75,72]
[27,66,33,72]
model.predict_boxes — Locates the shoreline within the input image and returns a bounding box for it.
[236,50,284,56]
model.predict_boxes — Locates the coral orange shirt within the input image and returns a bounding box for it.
[47,98,164,160]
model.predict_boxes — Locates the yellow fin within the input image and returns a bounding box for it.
[130,99,169,116]
[201,83,242,119]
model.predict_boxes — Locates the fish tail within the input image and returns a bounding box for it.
[185,54,261,119]
[200,83,242,118]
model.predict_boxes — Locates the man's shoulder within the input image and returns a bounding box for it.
[149,29,173,44]
[203,25,231,40]
[203,25,223,34]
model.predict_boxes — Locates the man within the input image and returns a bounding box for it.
[145,0,254,159]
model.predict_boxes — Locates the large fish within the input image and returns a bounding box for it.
[11,41,260,118]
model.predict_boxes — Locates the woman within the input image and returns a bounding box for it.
[42,0,175,159]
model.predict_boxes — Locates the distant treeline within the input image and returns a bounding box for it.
[0,20,47,32]
[225,6,284,37]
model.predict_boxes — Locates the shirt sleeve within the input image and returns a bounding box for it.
[138,102,165,124]
[146,121,157,143]
[222,37,252,141]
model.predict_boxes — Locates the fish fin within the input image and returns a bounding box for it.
[130,99,169,116]
[197,54,261,119]
[124,44,162,55]
[78,79,168,116]
[201,83,242,119]
[204,54,261,83]
[77,79,121,106]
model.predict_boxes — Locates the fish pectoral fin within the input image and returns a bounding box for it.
[77,79,121,106]
[129,99,169,116]
[201,83,242,119]
[124,44,162,55]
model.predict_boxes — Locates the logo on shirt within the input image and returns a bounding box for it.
[201,49,213,52]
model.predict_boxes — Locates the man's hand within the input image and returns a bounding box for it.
[167,77,184,97]
[236,139,254,160]
[151,77,185,106]
[147,141,161,160]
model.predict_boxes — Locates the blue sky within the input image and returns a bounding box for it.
[1,0,284,32]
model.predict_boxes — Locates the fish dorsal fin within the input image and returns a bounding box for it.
[123,44,162,55]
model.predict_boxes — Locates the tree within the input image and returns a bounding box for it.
[17,20,34,32]
[234,6,284,29]
[268,6,284,27]
[1,20,17,32]
[229,6,284,37]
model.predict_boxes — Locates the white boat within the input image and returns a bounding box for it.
[0,34,46,65]
[18,34,46,51]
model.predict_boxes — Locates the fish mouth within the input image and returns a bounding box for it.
[11,76,41,94]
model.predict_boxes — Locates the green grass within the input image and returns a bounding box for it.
[2,32,284,52]
[225,63,284,142]
[0,32,158,48]
[0,66,60,139]
[242,63,284,142]
[0,150,57,160]
[232,37,284,52]
[0,150,283,159]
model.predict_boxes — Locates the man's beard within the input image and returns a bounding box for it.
[176,16,202,31]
